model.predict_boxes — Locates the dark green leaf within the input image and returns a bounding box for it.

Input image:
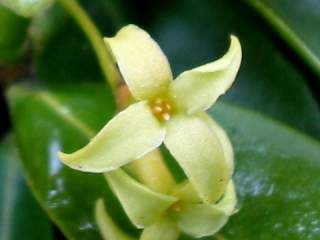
[31,0,123,86]
[7,83,139,239]
[210,103,320,240]
[0,5,29,63]
[7,83,320,239]
[0,135,53,240]
[245,0,320,80]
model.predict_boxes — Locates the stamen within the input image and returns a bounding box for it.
[151,98,173,121]
[171,202,182,212]
[161,113,171,121]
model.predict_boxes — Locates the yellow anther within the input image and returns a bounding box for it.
[153,106,163,113]
[171,202,182,212]
[161,113,171,121]
[150,98,173,121]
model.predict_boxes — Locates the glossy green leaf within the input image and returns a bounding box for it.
[7,82,320,239]
[0,135,53,240]
[149,0,320,138]
[105,169,177,228]
[0,5,29,63]
[209,103,320,239]
[32,1,118,85]
[245,0,320,79]
[0,0,53,17]
[7,83,138,240]
[59,101,165,173]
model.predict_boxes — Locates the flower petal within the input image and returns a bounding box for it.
[164,115,229,203]
[59,101,165,172]
[105,169,178,228]
[199,112,235,176]
[170,36,241,114]
[126,149,176,194]
[105,25,173,100]
[171,181,202,203]
[95,199,134,240]
[174,180,237,238]
[216,180,237,215]
[140,216,180,240]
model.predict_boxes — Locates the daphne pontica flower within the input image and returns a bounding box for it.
[59,25,241,239]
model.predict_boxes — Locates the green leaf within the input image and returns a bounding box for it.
[245,0,320,80]
[148,0,320,138]
[0,0,53,17]
[0,135,53,240]
[7,82,320,239]
[0,5,29,63]
[7,83,140,239]
[31,0,122,85]
[209,103,320,239]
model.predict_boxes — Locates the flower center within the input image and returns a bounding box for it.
[170,202,182,212]
[150,98,172,121]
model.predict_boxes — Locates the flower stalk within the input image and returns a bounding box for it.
[57,0,122,92]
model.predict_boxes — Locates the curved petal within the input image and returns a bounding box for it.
[170,36,241,114]
[59,101,165,172]
[174,180,237,238]
[105,25,173,100]
[105,169,178,228]
[164,115,229,203]
[216,180,237,215]
[95,199,134,240]
[140,216,180,240]
[199,113,235,176]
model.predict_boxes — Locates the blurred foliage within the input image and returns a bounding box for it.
[1,0,320,239]
[0,5,29,63]
[0,135,53,240]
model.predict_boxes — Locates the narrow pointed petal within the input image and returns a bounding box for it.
[140,216,180,240]
[105,169,178,228]
[199,113,235,176]
[126,149,176,193]
[59,101,165,172]
[105,25,173,100]
[174,180,237,238]
[170,36,241,114]
[164,115,229,203]
[95,199,134,240]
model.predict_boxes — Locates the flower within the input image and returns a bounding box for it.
[59,24,241,239]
